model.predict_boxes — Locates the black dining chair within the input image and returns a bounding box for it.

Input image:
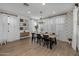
[43,35,49,48]
[49,36,57,49]
[37,34,42,45]
[49,38,55,49]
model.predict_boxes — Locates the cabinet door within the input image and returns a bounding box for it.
[8,16,16,42]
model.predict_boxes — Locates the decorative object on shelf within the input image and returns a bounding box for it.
[23,23,26,26]
[20,18,29,34]
[20,27,24,30]
[20,19,24,22]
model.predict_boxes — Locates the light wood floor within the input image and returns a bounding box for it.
[0,38,78,56]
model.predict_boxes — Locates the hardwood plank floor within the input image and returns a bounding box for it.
[0,38,77,56]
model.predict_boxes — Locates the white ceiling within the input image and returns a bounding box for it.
[0,3,74,19]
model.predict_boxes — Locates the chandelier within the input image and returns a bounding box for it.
[38,11,45,24]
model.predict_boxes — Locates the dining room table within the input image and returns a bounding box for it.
[43,33,57,49]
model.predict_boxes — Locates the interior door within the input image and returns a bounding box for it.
[8,16,16,42]
[8,16,20,42]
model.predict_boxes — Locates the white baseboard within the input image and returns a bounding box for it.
[7,39,20,42]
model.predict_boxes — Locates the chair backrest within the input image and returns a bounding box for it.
[37,34,42,39]
[43,35,49,39]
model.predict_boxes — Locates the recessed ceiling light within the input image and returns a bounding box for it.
[27,11,31,14]
[42,3,46,5]
[24,3,29,6]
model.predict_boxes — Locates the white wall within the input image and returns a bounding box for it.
[28,20,37,33]
[0,13,8,42]
[40,15,67,41]
[77,8,79,50]
[72,6,78,50]
[77,26,79,50]
[0,13,20,42]
[65,12,73,42]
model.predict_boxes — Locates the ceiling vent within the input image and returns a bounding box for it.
[23,3,29,6]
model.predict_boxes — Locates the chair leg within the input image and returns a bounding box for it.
[43,41,45,47]
[39,40,41,45]
[38,39,41,45]
[55,38,57,45]
[37,39,38,43]
[0,42,3,46]
[32,37,34,42]
[50,41,53,49]
[46,41,48,48]
[4,41,7,45]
